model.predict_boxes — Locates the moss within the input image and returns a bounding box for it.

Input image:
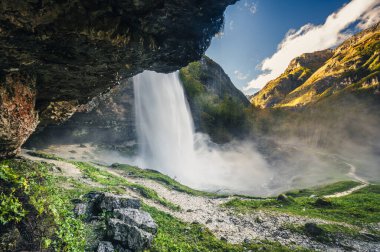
[72,161,180,211]
[0,159,86,251]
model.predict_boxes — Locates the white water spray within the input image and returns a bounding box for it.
[133,71,273,195]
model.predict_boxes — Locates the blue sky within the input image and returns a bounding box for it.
[206,0,379,94]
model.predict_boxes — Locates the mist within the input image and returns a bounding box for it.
[24,72,380,197]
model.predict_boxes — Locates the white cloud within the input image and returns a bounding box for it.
[234,70,249,80]
[229,20,234,30]
[357,4,380,29]
[244,1,257,14]
[244,0,380,92]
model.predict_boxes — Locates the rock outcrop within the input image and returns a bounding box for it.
[180,56,250,142]
[0,0,237,158]
[74,192,157,252]
[0,73,38,158]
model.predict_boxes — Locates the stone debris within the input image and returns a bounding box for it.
[74,192,156,252]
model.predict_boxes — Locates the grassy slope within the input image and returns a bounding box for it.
[144,205,309,252]
[224,183,380,225]
[1,155,310,251]
[3,153,379,251]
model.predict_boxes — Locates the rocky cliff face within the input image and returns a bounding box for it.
[252,23,380,108]
[251,50,333,108]
[180,56,250,142]
[26,56,250,149]
[0,0,237,158]
[26,79,136,151]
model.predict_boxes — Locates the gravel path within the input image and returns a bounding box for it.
[21,150,379,252]
[325,162,369,198]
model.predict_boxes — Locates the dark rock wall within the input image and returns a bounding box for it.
[0,0,237,157]
[0,73,38,158]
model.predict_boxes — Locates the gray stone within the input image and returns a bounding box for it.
[97,241,114,252]
[114,208,157,234]
[100,193,141,211]
[107,218,153,251]
[74,203,87,216]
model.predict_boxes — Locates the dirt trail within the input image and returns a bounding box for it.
[94,165,377,252]
[21,150,379,252]
[325,162,369,198]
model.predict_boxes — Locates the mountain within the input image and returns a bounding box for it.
[179,56,250,142]
[251,49,334,108]
[252,23,380,108]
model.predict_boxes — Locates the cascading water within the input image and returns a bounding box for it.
[133,71,196,179]
[133,71,273,195]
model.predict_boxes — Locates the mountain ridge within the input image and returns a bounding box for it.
[251,22,380,108]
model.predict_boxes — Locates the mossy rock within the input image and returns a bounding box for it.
[313,197,332,207]
[304,223,323,236]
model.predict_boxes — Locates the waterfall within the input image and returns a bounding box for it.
[133,71,273,195]
[133,71,196,179]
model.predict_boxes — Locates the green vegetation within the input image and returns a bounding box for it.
[110,163,225,198]
[27,150,64,161]
[284,181,362,198]
[283,223,365,244]
[0,159,85,251]
[224,183,380,225]
[25,151,180,210]
[72,161,180,211]
[144,205,310,252]
[179,57,250,143]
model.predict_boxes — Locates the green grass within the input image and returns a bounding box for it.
[26,150,64,161]
[0,159,86,251]
[285,181,362,198]
[110,163,226,198]
[224,183,380,225]
[72,162,180,211]
[283,223,367,244]
[143,205,310,252]
[25,151,180,211]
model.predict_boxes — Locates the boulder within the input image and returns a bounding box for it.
[107,218,154,251]
[75,192,156,251]
[114,208,157,234]
[99,193,141,212]
[97,241,115,252]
